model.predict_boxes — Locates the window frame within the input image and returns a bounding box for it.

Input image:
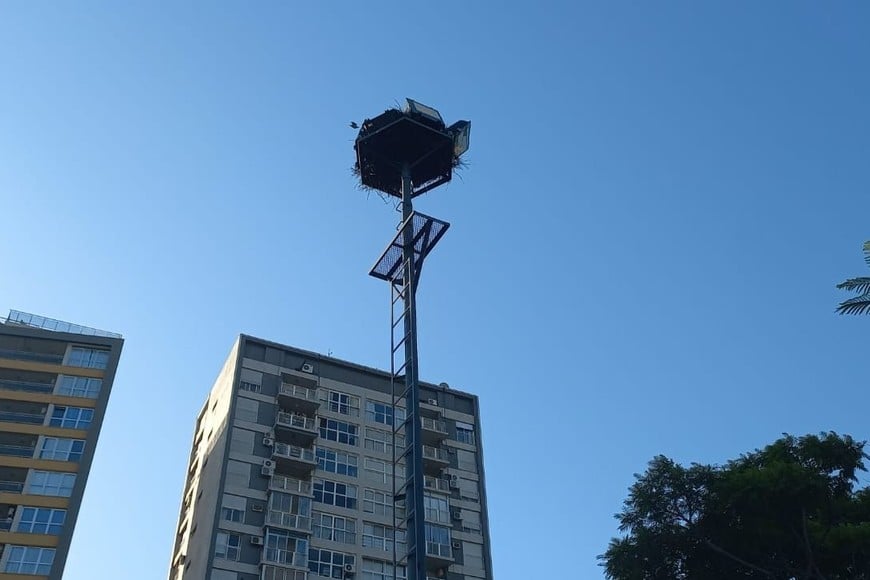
[313,478,358,509]
[215,531,241,561]
[49,406,94,430]
[318,418,358,446]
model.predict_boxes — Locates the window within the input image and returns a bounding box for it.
[239,381,261,393]
[215,532,241,560]
[3,546,54,575]
[313,512,356,544]
[363,458,398,485]
[308,548,354,579]
[270,491,311,517]
[316,447,358,477]
[15,507,66,535]
[49,406,93,429]
[57,376,101,398]
[362,523,406,554]
[425,524,452,559]
[262,566,307,580]
[67,347,109,369]
[463,542,485,571]
[225,460,250,488]
[363,489,404,519]
[362,558,406,580]
[457,449,476,471]
[25,471,75,497]
[319,418,358,446]
[235,398,259,422]
[265,529,308,566]
[364,427,404,456]
[39,438,85,462]
[221,507,243,523]
[424,495,450,524]
[458,477,479,502]
[321,390,359,417]
[456,422,475,445]
[461,509,482,534]
[230,429,255,454]
[365,401,405,427]
[313,478,357,509]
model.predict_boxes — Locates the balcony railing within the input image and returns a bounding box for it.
[0,379,54,394]
[0,411,45,425]
[423,476,450,493]
[275,412,316,432]
[269,475,312,495]
[421,417,448,434]
[0,519,12,531]
[263,548,307,568]
[273,442,315,463]
[422,445,448,462]
[0,349,63,365]
[426,542,453,560]
[0,480,24,493]
[0,445,35,458]
[279,383,318,403]
[266,511,312,532]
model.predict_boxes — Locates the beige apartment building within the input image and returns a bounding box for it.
[0,310,123,579]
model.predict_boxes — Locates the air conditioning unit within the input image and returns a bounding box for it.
[250,536,264,546]
[261,466,275,477]
[252,504,264,513]
[301,363,315,374]
[343,562,356,575]
[448,476,459,489]
[263,459,275,469]
[451,540,461,549]
[263,436,275,446]
[452,510,463,520]
[427,399,438,406]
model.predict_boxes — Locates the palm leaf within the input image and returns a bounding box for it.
[836,277,870,294]
[864,241,870,267]
[836,293,870,315]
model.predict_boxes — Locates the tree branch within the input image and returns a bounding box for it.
[704,540,774,577]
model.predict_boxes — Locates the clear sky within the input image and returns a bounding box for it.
[1,2,869,579]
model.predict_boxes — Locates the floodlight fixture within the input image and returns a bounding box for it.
[448,120,471,157]
[405,98,444,126]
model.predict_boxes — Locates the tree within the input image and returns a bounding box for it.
[836,241,870,315]
[601,433,870,579]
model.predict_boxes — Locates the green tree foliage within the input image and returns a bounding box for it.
[837,241,870,315]
[601,433,870,579]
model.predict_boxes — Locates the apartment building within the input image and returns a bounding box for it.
[0,310,123,579]
[169,335,493,580]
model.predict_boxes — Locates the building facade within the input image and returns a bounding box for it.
[169,335,493,580]
[0,310,123,579]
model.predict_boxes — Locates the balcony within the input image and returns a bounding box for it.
[421,445,449,474]
[277,383,320,414]
[0,349,63,365]
[0,411,45,426]
[274,412,317,446]
[272,442,316,476]
[425,542,454,568]
[423,475,450,494]
[269,475,313,497]
[420,416,448,444]
[0,379,54,394]
[0,444,35,459]
[262,548,308,569]
[266,511,312,533]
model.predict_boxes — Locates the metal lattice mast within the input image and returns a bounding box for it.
[356,99,471,580]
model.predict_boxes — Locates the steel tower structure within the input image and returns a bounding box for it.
[355,99,470,580]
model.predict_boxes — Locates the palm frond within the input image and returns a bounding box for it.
[836,277,870,293]
[836,294,870,315]
[864,240,870,267]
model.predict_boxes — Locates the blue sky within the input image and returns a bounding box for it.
[1,2,869,578]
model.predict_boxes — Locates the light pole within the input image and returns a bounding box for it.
[356,99,470,580]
